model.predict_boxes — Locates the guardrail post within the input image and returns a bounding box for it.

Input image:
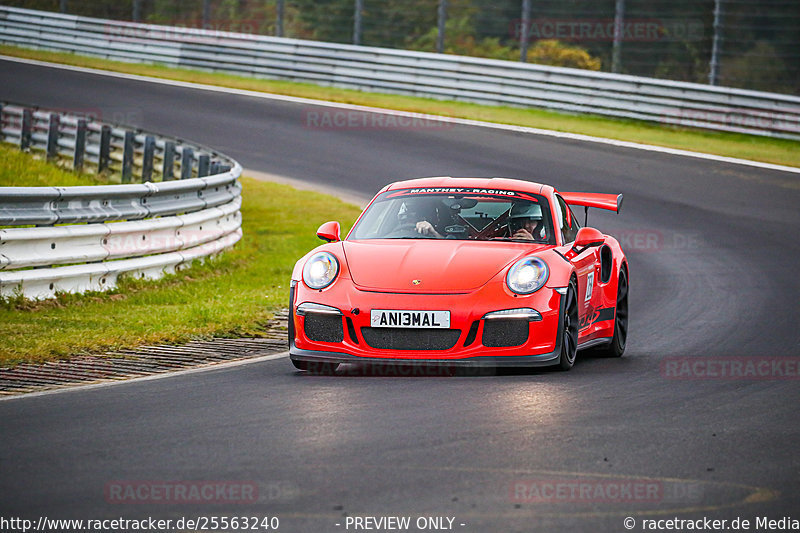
[162,141,175,181]
[198,154,210,177]
[21,109,32,151]
[0,103,4,138]
[519,0,531,62]
[276,0,284,37]
[180,147,194,180]
[210,161,220,175]
[611,0,625,73]
[436,0,447,54]
[98,125,111,173]
[202,0,210,28]
[74,119,86,171]
[122,130,134,183]
[142,135,155,183]
[46,113,60,161]
[709,0,724,85]
[353,0,363,45]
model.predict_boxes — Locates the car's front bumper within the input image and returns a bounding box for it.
[289,278,567,367]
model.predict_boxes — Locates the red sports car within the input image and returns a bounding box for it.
[289,177,627,373]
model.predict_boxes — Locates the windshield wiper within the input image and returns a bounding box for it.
[488,237,543,243]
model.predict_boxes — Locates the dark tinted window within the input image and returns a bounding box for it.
[349,189,555,244]
[556,194,579,243]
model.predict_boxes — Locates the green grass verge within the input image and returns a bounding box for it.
[0,142,107,187]
[2,44,799,168]
[0,145,362,367]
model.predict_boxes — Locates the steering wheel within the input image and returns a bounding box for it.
[385,223,437,239]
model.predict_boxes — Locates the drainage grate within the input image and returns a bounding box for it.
[0,310,289,397]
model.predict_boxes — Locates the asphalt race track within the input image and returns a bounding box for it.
[1,58,799,532]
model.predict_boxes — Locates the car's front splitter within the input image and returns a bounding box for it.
[289,345,562,368]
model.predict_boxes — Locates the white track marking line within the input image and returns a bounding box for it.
[2,54,798,175]
[0,351,290,402]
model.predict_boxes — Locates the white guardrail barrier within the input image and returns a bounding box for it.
[0,103,243,299]
[1,6,800,140]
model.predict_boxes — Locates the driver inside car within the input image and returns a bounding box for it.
[397,200,443,238]
[509,202,547,241]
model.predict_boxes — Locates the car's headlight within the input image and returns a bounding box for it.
[506,257,549,294]
[303,252,339,289]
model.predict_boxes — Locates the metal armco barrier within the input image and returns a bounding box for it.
[0,102,243,300]
[1,6,799,140]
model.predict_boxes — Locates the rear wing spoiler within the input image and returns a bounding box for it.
[561,192,623,213]
[561,192,623,225]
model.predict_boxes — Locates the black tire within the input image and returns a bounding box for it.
[595,268,628,358]
[292,359,340,374]
[557,279,579,371]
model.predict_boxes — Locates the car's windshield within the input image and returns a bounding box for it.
[348,188,555,244]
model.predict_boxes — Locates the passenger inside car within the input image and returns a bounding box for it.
[508,202,547,241]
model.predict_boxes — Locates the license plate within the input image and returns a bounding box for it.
[370,310,450,329]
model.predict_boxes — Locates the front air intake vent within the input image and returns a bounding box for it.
[361,328,461,351]
[482,319,529,347]
[304,314,344,343]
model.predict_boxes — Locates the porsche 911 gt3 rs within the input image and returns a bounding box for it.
[289,177,628,373]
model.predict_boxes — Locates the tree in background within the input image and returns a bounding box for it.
[1,0,136,19]
[722,41,791,94]
[291,0,356,43]
[528,40,601,70]
[716,0,799,94]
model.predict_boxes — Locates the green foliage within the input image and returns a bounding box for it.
[145,0,279,36]
[653,40,709,84]
[411,16,602,69]
[0,143,107,187]
[410,14,518,61]
[362,0,439,49]
[527,40,601,71]
[290,0,355,43]
[721,41,792,94]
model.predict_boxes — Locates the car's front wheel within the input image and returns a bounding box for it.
[292,359,340,374]
[557,279,579,371]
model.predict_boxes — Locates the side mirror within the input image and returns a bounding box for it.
[316,221,341,242]
[574,227,604,249]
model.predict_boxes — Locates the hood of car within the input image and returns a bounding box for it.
[342,240,550,292]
